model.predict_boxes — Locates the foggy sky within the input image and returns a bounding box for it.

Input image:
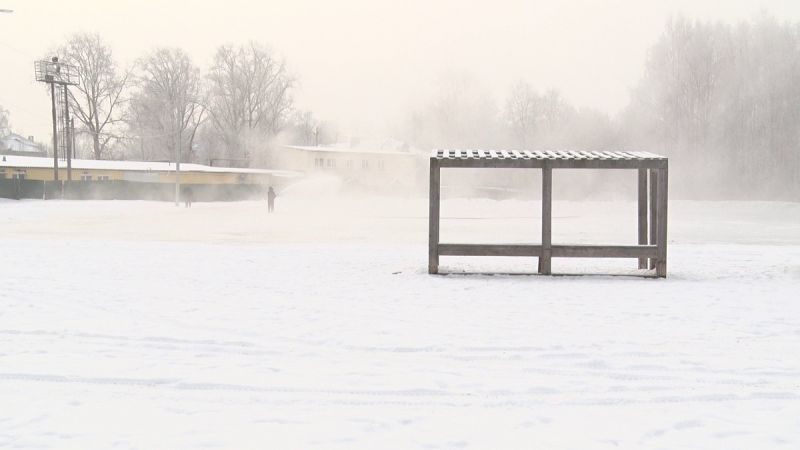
[2,0,799,142]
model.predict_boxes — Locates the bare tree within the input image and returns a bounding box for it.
[504,81,538,148]
[129,48,205,163]
[58,33,128,159]
[207,42,294,162]
[626,13,800,199]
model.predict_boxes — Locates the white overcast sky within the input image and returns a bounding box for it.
[1,0,799,141]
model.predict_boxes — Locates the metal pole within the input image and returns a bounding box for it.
[174,127,181,206]
[70,118,76,165]
[64,87,72,182]
[50,83,59,182]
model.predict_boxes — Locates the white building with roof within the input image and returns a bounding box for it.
[277,139,425,191]
[1,133,46,157]
[0,154,299,185]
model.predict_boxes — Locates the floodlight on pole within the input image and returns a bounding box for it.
[34,57,79,187]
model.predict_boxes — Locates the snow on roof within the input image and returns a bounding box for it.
[0,155,300,178]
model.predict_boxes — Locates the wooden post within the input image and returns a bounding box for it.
[540,164,552,274]
[649,169,658,270]
[637,168,648,269]
[656,164,669,277]
[428,158,440,274]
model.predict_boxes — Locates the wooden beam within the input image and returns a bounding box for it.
[551,245,658,258]
[649,169,658,270]
[437,158,667,170]
[428,158,440,274]
[638,169,648,269]
[656,165,669,277]
[438,243,543,257]
[540,165,552,274]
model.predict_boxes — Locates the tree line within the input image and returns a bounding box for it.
[48,34,330,166]
[402,14,800,199]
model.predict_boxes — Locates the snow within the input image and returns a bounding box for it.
[1,195,799,449]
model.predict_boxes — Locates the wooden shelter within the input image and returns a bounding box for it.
[428,150,669,277]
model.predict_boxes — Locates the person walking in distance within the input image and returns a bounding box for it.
[184,186,194,208]
[267,186,277,213]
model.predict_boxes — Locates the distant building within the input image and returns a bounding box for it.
[0,154,298,185]
[277,138,426,191]
[0,133,46,157]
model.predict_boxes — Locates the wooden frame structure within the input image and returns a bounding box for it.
[428,150,669,277]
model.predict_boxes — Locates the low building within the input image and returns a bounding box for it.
[277,140,425,191]
[0,154,296,184]
[0,133,46,157]
[0,154,300,201]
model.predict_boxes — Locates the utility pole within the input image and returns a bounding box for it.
[174,127,181,206]
[70,118,76,168]
[50,82,58,181]
[35,57,79,190]
[64,89,72,182]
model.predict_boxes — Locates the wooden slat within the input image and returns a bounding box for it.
[437,158,665,169]
[438,243,543,257]
[437,244,658,258]
[609,151,629,160]
[551,245,658,258]
[622,151,638,160]
[431,149,668,161]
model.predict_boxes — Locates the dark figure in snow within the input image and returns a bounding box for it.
[267,186,277,213]
[184,186,194,208]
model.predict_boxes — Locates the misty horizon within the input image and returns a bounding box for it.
[2,0,800,140]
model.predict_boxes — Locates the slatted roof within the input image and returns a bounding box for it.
[432,149,665,161]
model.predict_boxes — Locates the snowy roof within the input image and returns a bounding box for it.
[0,154,300,178]
[433,149,666,161]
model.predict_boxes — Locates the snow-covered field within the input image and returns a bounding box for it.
[1,193,799,449]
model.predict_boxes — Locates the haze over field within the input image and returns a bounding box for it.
[3,0,800,199]
[0,0,798,135]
